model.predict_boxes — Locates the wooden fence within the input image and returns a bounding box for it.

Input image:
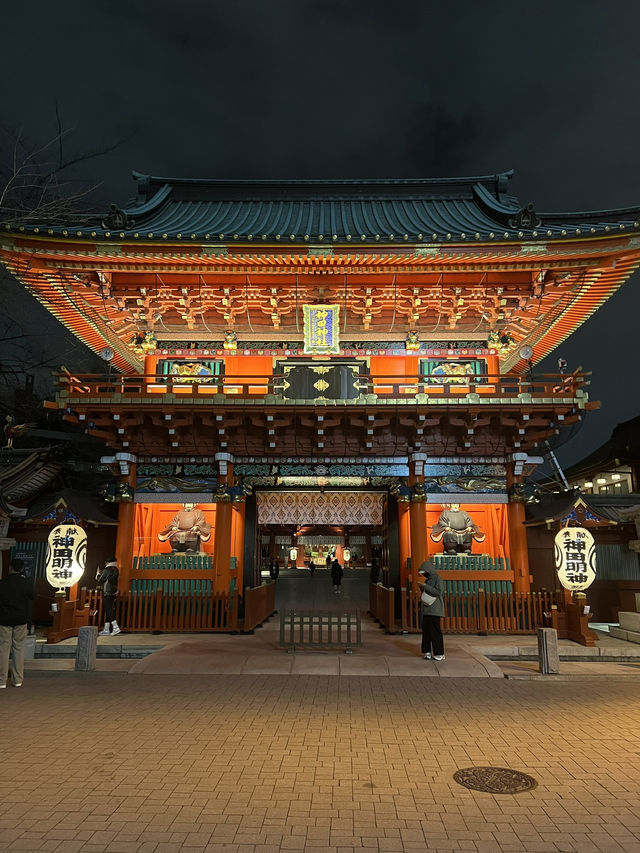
[279,610,362,652]
[369,583,395,632]
[82,586,240,633]
[243,582,277,632]
[401,587,554,634]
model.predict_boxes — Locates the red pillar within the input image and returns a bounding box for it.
[213,453,234,594]
[506,462,532,594]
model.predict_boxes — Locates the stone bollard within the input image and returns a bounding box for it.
[537,627,560,675]
[24,635,37,660]
[75,626,99,672]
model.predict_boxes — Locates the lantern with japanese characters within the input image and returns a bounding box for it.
[45,524,87,591]
[554,526,596,591]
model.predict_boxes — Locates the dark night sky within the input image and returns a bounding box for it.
[2,0,639,468]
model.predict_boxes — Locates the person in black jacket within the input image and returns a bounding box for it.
[330,558,343,594]
[95,559,121,636]
[0,559,35,687]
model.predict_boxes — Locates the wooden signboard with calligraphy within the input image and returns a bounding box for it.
[303,304,340,354]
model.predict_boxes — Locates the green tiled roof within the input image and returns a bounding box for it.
[7,171,640,243]
[108,170,640,243]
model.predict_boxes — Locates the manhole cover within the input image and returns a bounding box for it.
[453,766,537,794]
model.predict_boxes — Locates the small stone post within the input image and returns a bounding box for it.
[75,626,98,671]
[537,627,560,674]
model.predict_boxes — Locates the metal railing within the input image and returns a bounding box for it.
[279,610,362,652]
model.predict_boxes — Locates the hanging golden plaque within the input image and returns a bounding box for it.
[303,304,340,354]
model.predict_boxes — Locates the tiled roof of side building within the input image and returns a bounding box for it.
[10,170,638,243]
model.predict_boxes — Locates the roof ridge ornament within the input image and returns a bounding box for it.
[509,203,541,230]
[102,204,134,231]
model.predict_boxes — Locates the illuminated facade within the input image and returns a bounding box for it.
[2,171,640,604]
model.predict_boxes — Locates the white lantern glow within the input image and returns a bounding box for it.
[46,524,87,591]
[554,526,596,591]
[343,548,351,563]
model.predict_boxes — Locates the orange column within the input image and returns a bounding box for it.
[111,455,136,593]
[213,453,234,594]
[506,462,532,594]
[231,500,245,590]
[398,502,411,586]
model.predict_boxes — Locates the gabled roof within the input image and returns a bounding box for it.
[6,170,640,244]
[105,170,640,244]
[0,450,63,502]
[525,490,640,526]
[25,489,119,525]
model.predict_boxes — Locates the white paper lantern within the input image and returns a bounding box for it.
[289,547,298,561]
[554,526,596,591]
[46,524,87,591]
[343,548,351,563]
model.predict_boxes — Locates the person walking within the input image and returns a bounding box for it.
[417,561,445,661]
[309,559,316,577]
[96,558,121,636]
[330,557,343,594]
[0,558,35,687]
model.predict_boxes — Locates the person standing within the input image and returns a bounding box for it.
[417,562,445,661]
[0,558,35,687]
[309,559,316,577]
[330,558,343,594]
[96,559,121,636]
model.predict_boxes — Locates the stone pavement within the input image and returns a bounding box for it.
[1,673,640,853]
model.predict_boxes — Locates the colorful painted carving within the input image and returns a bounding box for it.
[405,330,420,350]
[223,330,238,351]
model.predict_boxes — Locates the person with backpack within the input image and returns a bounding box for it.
[95,558,121,636]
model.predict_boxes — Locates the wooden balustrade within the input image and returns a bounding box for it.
[55,370,584,403]
[401,588,555,634]
[83,587,239,633]
[369,582,396,633]
[243,582,276,632]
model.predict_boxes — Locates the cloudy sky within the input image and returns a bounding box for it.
[2,0,639,465]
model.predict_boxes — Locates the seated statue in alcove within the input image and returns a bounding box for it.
[430,503,485,555]
[158,502,211,553]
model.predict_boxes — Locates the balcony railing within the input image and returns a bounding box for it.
[55,370,586,404]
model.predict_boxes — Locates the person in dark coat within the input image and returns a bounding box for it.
[309,560,316,577]
[330,558,343,594]
[417,561,445,660]
[95,559,121,636]
[0,559,35,687]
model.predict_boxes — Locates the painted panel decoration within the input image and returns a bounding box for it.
[420,358,488,384]
[554,526,596,591]
[45,524,87,590]
[137,476,218,493]
[422,463,506,494]
[157,359,223,383]
[303,304,340,353]
[257,492,384,525]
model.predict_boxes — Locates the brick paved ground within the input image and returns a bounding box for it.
[1,674,639,853]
